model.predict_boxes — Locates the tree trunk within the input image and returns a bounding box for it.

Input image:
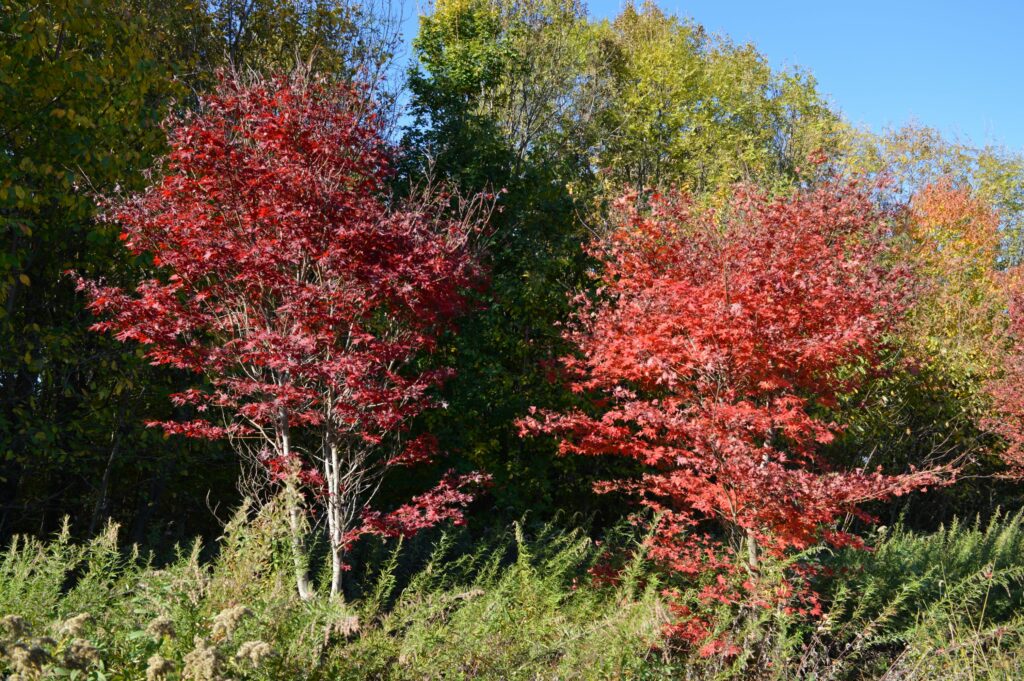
[746,527,759,570]
[89,401,127,536]
[330,535,345,599]
[280,407,313,600]
[286,479,314,600]
[129,453,172,547]
[326,442,345,599]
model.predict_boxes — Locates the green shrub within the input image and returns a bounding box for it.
[3,501,1024,680]
[813,510,1024,679]
[0,499,668,680]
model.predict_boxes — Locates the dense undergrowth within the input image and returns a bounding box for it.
[2,500,1023,680]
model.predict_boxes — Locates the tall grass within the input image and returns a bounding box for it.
[811,510,1024,679]
[2,500,1024,679]
[0,499,669,680]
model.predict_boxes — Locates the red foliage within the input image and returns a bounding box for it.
[520,182,942,647]
[986,270,1024,476]
[76,73,490,588]
[359,470,491,539]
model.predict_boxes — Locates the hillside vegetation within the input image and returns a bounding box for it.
[3,0,1024,677]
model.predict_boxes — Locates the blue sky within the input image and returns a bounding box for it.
[400,0,1024,150]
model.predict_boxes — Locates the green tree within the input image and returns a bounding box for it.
[592,1,843,195]
[838,123,1024,265]
[0,0,223,540]
[0,0,400,543]
[213,2,398,76]
[404,0,623,519]
[402,0,850,521]
[829,125,1024,526]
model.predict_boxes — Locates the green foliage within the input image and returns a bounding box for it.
[0,0,400,546]
[814,511,1024,678]
[827,179,1018,527]
[0,501,670,680]
[0,0,233,543]
[4,505,1024,679]
[404,0,612,518]
[827,341,1008,528]
[206,0,403,115]
[351,522,667,679]
[592,1,843,195]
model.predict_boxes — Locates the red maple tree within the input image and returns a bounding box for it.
[986,269,1024,476]
[77,72,490,598]
[520,182,942,650]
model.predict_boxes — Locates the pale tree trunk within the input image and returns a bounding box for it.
[281,407,313,600]
[286,479,314,600]
[746,527,759,570]
[324,441,346,599]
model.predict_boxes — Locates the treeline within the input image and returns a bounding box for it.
[3,0,1024,558]
[1,0,404,543]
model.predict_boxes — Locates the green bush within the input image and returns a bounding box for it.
[3,501,1024,680]
[812,510,1024,679]
[0,499,668,680]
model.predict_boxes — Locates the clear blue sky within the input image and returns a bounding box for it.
[400,0,1024,150]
